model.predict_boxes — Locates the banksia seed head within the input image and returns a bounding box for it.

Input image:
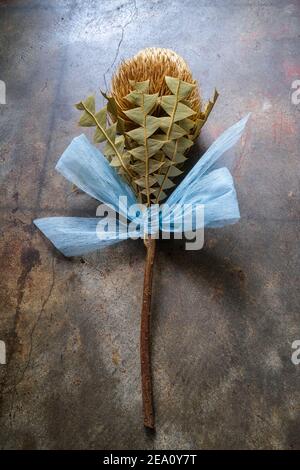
[111,47,202,133]
[76,47,218,204]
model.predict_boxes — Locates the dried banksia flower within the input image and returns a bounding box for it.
[35,43,249,433]
[76,48,218,206]
[75,48,218,428]
[111,47,202,127]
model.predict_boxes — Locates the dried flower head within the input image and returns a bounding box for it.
[111,47,202,127]
[76,47,218,204]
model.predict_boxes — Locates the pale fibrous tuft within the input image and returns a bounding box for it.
[111,48,202,125]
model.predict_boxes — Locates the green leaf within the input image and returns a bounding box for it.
[125,91,140,106]
[147,138,165,156]
[173,153,187,164]
[152,188,167,202]
[115,135,125,154]
[93,127,106,143]
[203,88,219,117]
[103,141,116,156]
[75,101,84,110]
[110,156,122,167]
[132,160,164,176]
[105,135,125,157]
[167,166,183,177]
[126,116,160,144]
[155,174,175,189]
[124,107,144,126]
[158,191,167,202]
[79,111,96,127]
[179,118,195,131]
[143,93,159,114]
[162,158,176,167]
[192,118,205,138]
[161,95,196,121]
[142,187,157,196]
[94,107,107,128]
[83,95,95,113]
[163,137,193,158]
[193,88,218,139]
[131,80,150,93]
[101,91,118,117]
[125,92,158,114]
[74,78,208,203]
[110,152,130,167]
[129,138,165,160]
[158,117,187,139]
[145,115,161,134]
[126,127,145,146]
[127,145,146,160]
[105,122,117,143]
[177,136,194,152]
[135,175,157,188]
[165,76,195,100]
[116,116,126,134]
[150,133,168,142]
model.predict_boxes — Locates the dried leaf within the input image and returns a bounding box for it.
[126,92,158,114]
[93,127,106,143]
[158,117,187,139]
[83,95,95,113]
[101,90,118,117]
[132,160,165,176]
[135,175,157,188]
[142,188,158,196]
[79,111,96,127]
[126,116,160,145]
[105,122,117,143]
[179,117,195,131]
[129,139,165,160]
[75,102,84,110]
[161,95,196,121]
[193,88,219,138]
[152,188,167,202]
[124,107,144,126]
[131,79,150,93]
[167,165,183,177]
[155,174,175,189]
[76,75,216,205]
[94,107,107,128]
[163,137,193,158]
[165,76,195,100]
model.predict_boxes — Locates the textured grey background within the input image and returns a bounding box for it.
[0,0,299,449]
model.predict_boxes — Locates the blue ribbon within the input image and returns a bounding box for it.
[34,115,250,256]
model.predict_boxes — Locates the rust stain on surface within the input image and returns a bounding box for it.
[112,349,121,366]
[272,112,296,146]
[283,60,300,82]
[12,247,41,355]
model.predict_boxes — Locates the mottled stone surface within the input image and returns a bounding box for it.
[0,0,299,450]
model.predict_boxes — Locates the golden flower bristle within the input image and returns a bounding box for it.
[111,48,202,125]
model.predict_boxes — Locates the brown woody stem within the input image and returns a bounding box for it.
[140,235,156,429]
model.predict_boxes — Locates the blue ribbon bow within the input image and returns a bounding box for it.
[34,115,250,256]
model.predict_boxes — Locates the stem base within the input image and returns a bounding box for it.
[140,236,156,429]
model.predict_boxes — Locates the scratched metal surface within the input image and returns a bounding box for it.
[0,0,299,450]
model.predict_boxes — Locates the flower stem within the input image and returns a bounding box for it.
[140,235,156,429]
